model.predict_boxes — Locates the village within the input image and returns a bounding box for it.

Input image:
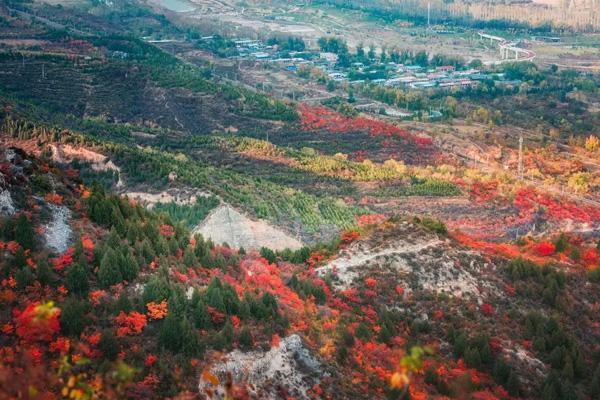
[215,36,523,95]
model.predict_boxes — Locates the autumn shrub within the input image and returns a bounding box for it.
[535,241,556,257]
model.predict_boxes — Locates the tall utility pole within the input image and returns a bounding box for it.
[518,135,524,181]
[427,1,431,31]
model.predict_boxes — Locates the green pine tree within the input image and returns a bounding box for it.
[239,327,252,350]
[506,371,520,396]
[98,248,123,288]
[14,213,35,250]
[66,262,89,296]
[98,329,119,361]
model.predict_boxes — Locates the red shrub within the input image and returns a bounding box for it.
[480,303,494,317]
[14,301,61,343]
[115,311,147,337]
[535,241,555,257]
[159,224,175,238]
[298,104,432,147]
[51,248,75,273]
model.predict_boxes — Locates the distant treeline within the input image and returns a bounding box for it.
[315,0,554,33]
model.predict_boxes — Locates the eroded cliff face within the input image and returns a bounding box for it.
[194,205,304,251]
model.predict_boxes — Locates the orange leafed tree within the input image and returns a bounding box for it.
[115,311,147,337]
[146,300,168,320]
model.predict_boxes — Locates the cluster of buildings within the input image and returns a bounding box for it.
[224,37,518,92]
[331,64,487,91]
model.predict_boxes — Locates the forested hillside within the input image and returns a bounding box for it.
[1,1,599,399]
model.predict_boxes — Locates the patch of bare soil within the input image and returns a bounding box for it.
[123,187,213,208]
[49,143,124,187]
[193,204,303,251]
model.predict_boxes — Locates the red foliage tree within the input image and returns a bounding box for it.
[14,301,61,343]
[534,241,555,256]
[115,311,147,337]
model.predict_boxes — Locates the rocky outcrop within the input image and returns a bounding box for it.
[194,205,303,251]
[317,221,501,301]
[124,187,212,209]
[199,334,321,400]
[43,204,71,253]
[0,190,15,216]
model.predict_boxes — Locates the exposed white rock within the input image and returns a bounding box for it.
[199,334,321,400]
[124,187,212,209]
[0,190,15,216]
[317,225,500,300]
[194,205,303,251]
[502,344,547,382]
[317,237,442,289]
[43,204,72,253]
[5,148,17,162]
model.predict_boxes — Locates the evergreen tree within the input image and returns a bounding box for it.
[206,278,226,313]
[590,365,600,398]
[159,314,182,353]
[453,332,468,357]
[98,329,119,361]
[60,298,88,337]
[113,292,133,314]
[259,247,277,263]
[378,323,393,344]
[493,358,510,384]
[180,317,201,357]
[541,372,561,400]
[506,371,520,396]
[14,213,34,250]
[168,287,188,318]
[183,246,197,266]
[221,321,234,350]
[36,260,54,287]
[562,356,574,381]
[465,347,482,369]
[194,301,210,329]
[98,248,123,288]
[66,262,89,296]
[239,327,252,350]
[119,248,139,282]
[260,292,278,318]
[15,266,34,290]
[139,238,156,264]
[143,276,171,304]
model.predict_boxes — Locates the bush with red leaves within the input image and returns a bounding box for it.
[115,311,147,337]
[534,241,556,257]
[480,303,494,317]
[14,302,61,343]
[298,104,432,147]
